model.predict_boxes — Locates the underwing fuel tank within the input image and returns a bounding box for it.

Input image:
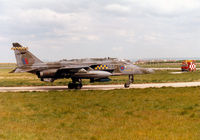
[74,70,112,78]
[90,78,111,83]
[38,69,57,78]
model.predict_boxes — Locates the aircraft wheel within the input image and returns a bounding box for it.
[75,83,82,89]
[124,83,130,88]
[68,83,74,89]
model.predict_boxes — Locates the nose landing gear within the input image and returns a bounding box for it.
[124,74,134,88]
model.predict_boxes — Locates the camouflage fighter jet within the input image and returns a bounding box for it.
[11,43,154,89]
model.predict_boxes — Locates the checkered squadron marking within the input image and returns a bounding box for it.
[11,47,28,51]
[95,65,108,70]
[189,63,196,71]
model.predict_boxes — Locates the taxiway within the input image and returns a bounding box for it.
[1,81,200,92]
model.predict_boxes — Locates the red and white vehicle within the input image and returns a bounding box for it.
[181,60,196,72]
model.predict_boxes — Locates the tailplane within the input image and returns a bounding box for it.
[11,43,43,67]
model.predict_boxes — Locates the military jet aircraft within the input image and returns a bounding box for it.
[11,43,154,89]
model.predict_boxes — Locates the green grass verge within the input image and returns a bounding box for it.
[0,87,200,139]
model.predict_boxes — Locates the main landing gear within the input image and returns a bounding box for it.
[124,74,134,88]
[68,78,83,89]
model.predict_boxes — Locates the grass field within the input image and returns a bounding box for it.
[1,68,200,87]
[1,64,200,139]
[0,63,16,68]
[0,87,200,139]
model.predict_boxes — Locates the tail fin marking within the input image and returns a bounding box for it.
[11,42,43,67]
[22,58,29,65]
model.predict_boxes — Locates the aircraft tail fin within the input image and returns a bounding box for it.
[11,43,43,67]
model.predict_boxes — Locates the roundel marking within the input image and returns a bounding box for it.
[120,66,125,71]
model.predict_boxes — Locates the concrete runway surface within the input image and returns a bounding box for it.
[1,82,200,92]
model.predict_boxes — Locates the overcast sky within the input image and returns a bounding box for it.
[1,0,200,62]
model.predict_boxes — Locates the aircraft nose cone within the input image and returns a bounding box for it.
[147,68,154,73]
[140,68,155,74]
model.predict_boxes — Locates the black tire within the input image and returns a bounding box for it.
[75,84,82,89]
[124,83,130,88]
[68,83,74,89]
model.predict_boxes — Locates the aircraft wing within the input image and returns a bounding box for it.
[58,63,104,70]
[10,67,39,73]
[59,65,90,70]
[57,65,92,74]
[57,64,108,74]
